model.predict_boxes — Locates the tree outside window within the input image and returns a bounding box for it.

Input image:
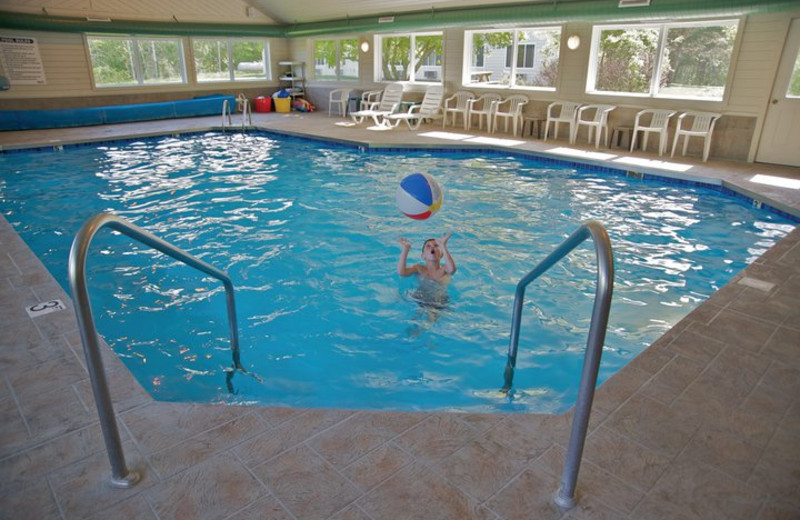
[589,20,738,100]
[465,28,560,89]
[375,33,443,82]
[789,50,800,97]
[88,36,185,87]
[193,38,269,83]
[314,38,359,81]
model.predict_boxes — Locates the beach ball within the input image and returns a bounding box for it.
[396,173,443,220]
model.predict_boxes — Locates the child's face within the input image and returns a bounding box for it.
[422,239,442,261]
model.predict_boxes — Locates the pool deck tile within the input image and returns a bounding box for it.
[1,113,799,519]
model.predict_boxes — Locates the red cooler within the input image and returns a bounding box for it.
[254,96,272,113]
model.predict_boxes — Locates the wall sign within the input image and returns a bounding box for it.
[0,36,47,86]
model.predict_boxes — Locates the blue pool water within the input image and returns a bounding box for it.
[0,132,794,413]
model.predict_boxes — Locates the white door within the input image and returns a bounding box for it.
[757,18,800,166]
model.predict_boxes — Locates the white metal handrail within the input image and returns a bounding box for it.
[501,220,614,509]
[68,213,241,488]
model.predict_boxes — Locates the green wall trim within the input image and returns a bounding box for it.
[1,0,798,38]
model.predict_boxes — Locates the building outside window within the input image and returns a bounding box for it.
[192,38,270,83]
[87,35,185,87]
[587,19,739,100]
[313,38,359,81]
[374,32,443,83]
[465,27,561,89]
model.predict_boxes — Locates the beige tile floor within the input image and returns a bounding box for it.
[1,112,799,519]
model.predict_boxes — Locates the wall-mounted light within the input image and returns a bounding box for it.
[567,35,581,50]
[360,41,370,53]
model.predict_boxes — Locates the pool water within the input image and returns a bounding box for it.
[0,132,794,413]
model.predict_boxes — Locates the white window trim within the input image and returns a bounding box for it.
[373,31,444,84]
[586,18,740,101]
[87,34,187,88]
[462,26,560,91]
[192,37,271,83]
[313,37,359,82]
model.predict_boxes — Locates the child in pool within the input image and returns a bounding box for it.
[397,232,456,281]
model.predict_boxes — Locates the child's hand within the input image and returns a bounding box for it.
[437,232,451,247]
[398,237,412,250]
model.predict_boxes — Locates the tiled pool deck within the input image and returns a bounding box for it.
[1,113,798,519]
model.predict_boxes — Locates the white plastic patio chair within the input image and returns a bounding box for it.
[491,95,529,135]
[572,104,616,148]
[328,88,352,117]
[384,85,444,130]
[350,84,404,126]
[630,109,676,156]
[544,101,581,142]
[442,91,474,129]
[671,111,722,162]
[466,93,501,131]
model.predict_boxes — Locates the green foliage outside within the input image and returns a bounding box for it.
[194,40,266,81]
[314,39,358,80]
[88,38,136,86]
[595,28,659,93]
[89,37,183,86]
[380,35,442,81]
[138,40,182,83]
[231,41,266,79]
[788,51,800,97]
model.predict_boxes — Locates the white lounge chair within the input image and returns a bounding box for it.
[350,83,404,126]
[466,93,501,131]
[631,109,676,156]
[671,111,722,162]
[491,95,529,135]
[384,85,444,130]
[572,104,616,148]
[545,101,581,142]
[328,88,351,117]
[442,91,474,129]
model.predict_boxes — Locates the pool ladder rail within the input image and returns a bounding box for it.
[68,213,243,489]
[222,94,252,131]
[502,220,614,509]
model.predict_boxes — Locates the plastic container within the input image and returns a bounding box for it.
[254,96,272,113]
[274,97,291,113]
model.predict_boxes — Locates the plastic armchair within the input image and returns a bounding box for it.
[630,109,676,156]
[573,104,616,148]
[491,95,529,135]
[544,101,581,142]
[466,93,501,131]
[442,91,475,129]
[360,90,383,111]
[328,88,352,117]
[671,111,722,162]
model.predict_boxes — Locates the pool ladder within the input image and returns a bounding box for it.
[502,220,614,509]
[222,94,252,131]
[68,213,242,488]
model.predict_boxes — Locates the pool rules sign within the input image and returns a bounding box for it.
[0,36,47,86]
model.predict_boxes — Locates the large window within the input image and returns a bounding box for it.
[588,20,739,100]
[193,39,270,82]
[374,32,443,83]
[465,27,561,89]
[88,36,185,87]
[314,38,358,81]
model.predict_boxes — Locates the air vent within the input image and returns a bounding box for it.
[378,16,395,23]
[618,0,651,7]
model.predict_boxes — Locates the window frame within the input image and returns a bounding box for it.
[373,31,444,84]
[87,34,187,88]
[312,37,359,82]
[586,18,740,101]
[463,26,561,91]
[191,37,271,83]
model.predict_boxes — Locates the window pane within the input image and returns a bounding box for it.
[88,37,136,87]
[469,31,513,86]
[137,39,183,84]
[525,28,560,88]
[232,40,266,80]
[314,40,337,80]
[193,40,229,82]
[594,28,659,94]
[340,38,359,81]
[415,34,442,82]
[659,23,737,99]
[380,36,410,81]
[789,50,800,97]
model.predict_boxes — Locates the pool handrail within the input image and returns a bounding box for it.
[501,220,614,509]
[68,212,242,488]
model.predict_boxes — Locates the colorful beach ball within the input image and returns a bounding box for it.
[396,173,443,220]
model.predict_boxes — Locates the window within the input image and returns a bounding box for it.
[88,35,185,87]
[374,32,443,83]
[193,38,269,82]
[313,38,359,81]
[588,20,739,100]
[465,27,560,89]
[786,47,800,97]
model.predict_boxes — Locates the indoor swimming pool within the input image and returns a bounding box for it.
[0,131,794,413]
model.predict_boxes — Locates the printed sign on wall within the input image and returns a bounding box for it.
[0,36,47,85]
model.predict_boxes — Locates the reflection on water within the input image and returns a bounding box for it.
[405,276,451,336]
